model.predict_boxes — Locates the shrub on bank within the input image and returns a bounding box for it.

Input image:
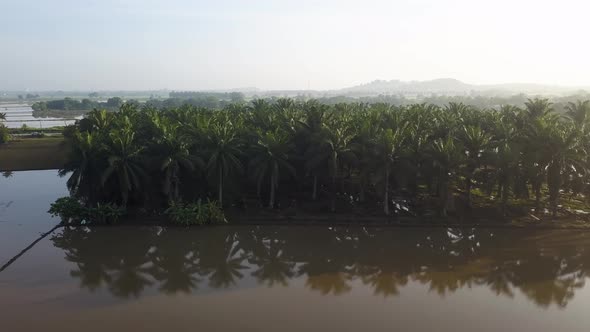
[49,196,226,226]
[0,124,10,144]
[165,199,227,226]
[62,124,78,138]
[49,197,126,225]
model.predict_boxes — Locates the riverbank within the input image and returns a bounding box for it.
[104,196,590,229]
[222,191,590,228]
[0,137,69,171]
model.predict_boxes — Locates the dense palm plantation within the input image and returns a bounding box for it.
[60,97,590,222]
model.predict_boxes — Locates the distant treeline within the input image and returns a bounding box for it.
[169,91,246,101]
[316,93,590,113]
[32,97,124,111]
[31,92,590,118]
[31,93,246,115]
[144,91,246,109]
[31,97,125,118]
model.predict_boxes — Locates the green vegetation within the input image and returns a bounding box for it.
[31,97,124,117]
[0,113,8,144]
[28,91,590,120]
[165,200,227,225]
[29,93,247,118]
[8,125,64,135]
[49,197,125,225]
[57,97,590,224]
[0,125,10,144]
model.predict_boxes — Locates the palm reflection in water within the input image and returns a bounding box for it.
[51,226,590,308]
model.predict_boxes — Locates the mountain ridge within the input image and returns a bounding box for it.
[333,78,588,96]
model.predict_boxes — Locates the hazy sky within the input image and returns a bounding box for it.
[2,0,589,91]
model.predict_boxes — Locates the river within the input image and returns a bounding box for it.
[1,170,590,331]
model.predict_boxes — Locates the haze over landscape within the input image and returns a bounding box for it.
[2,0,590,92]
[7,2,590,332]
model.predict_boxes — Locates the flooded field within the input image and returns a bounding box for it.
[2,171,590,331]
[0,170,67,262]
[0,103,79,128]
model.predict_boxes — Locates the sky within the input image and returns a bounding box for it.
[1,0,590,91]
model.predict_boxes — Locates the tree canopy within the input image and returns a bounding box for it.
[59,97,590,221]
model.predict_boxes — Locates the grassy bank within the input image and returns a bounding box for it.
[0,137,69,171]
[8,126,65,135]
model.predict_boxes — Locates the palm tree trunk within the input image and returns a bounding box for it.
[384,168,390,215]
[269,178,275,209]
[256,178,262,199]
[439,172,449,217]
[173,173,180,202]
[534,182,541,212]
[269,165,276,209]
[312,175,317,201]
[331,173,336,212]
[485,181,493,197]
[359,177,366,203]
[218,170,223,206]
[439,182,447,217]
[548,162,561,218]
[522,180,530,199]
[409,170,418,197]
[496,182,502,199]
[501,187,508,216]
[331,154,337,212]
[515,176,528,199]
[465,175,472,209]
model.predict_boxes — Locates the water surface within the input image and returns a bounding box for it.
[1,104,79,128]
[2,225,590,331]
[0,170,67,262]
[2,170,590,331]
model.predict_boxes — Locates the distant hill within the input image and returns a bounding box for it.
[334,78,588,96]
[339,78,471,95]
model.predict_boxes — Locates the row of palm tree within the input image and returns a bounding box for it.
[61,98,590,218]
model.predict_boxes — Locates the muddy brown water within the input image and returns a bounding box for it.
[2,171,590,331]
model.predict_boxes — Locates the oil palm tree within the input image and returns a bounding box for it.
[204,122,244,205]
[249,129,296,208]
[545,123,585,217]
[374,127,407,215]
[101,129,146,207]
[492,124,521,214]
[565,100,590,128]
[459,125,493,208]
[248,98,273,131]
[300,101,332,200]
[306,122,356,212]
[85,109,114,133]
[351,113,379,203]
[60,131,104,204]
[430,136,464,216]
[523,115,558,210]
[524,98,553,120]
[158,126,204,202]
